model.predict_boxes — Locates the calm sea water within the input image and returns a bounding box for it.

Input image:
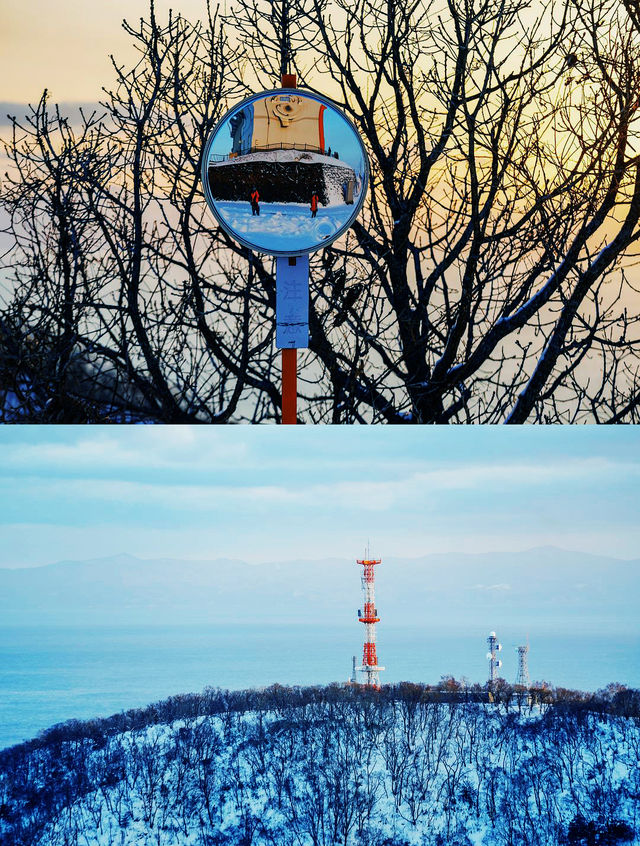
[1,624,638,750]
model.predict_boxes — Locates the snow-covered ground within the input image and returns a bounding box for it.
[215,200,355,253]
[3,698,639,846]
[211,149,354,171]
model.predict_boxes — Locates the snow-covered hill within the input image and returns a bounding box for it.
[1,685,638,846]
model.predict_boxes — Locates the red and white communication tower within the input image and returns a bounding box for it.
[357,555,385,687]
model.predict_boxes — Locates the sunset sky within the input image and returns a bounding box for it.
[2,0,549,105]
[1,0,210,103]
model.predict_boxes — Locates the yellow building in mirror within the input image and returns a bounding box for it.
[252,94,326,152]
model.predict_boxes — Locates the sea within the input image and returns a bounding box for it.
[1,623,639,750]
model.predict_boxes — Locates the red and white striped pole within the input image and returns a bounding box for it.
[357,556,385,687]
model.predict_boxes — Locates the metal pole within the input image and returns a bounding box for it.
[281,72,297,425]
[282,348,297,424]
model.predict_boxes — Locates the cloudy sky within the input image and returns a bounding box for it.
[1,426,639,568]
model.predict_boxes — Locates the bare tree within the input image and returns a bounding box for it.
[2,0,640,422]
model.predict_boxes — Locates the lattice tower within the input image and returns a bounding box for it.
[515,645,530,688]
[357,557,385,687]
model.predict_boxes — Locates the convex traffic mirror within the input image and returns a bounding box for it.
[201,90,369,256]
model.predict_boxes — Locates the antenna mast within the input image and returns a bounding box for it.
[486,631,503,686]
[356,553,385,687]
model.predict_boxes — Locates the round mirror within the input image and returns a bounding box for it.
[201,90,369,256]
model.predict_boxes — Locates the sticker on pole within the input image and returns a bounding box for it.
[201,90,369,256]
[276,255,310,348]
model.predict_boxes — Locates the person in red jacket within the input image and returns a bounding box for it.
[310,190,319,218]
[250,187,260,216]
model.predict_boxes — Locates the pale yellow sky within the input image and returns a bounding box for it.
[1,0,551,104]
[0,0,210,102]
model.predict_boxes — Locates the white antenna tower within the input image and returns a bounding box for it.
[486,631,503,685]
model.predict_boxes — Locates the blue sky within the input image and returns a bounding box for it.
[1,426,639,568]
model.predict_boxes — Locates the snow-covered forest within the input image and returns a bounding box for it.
[1,682,639,846]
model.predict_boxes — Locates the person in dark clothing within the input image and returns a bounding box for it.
[250,187,260,216]
[310,190,319,218]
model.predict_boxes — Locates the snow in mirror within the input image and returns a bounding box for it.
[201,90,369,256]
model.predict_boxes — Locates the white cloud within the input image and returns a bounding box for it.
[289,457,638,511]
[3,430,638,503]
[1,455,635,516]
[0,429,249,472]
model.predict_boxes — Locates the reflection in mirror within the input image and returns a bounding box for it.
[203,91,368,255]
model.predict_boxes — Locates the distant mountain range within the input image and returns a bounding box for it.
[1,547,637,630]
